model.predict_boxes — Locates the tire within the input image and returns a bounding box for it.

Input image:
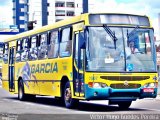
[118,101,132,110]
[63,82,79,108]
[18,79,27,101]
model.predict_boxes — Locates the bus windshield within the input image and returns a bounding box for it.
[85,26,156,72]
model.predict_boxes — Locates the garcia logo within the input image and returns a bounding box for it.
[31,62,58,74]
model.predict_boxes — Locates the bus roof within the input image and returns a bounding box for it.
[4,13,89,43]
[3,13,150,43]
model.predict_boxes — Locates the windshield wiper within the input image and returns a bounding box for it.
[103,24,118,49]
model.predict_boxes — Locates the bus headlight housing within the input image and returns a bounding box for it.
[88,82,107,88]
[144,83,157,88]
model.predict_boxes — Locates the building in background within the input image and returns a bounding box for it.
[29,0,48,28]
[13,0,95,30]
[48,0,56,25]
[12,0,29,32]
[55,0,75,22]
[28,0,76,28]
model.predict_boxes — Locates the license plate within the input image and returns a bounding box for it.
[143,88,154,93]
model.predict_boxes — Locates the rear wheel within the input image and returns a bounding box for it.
[18,80,36,101]
[18,80,27,101]
[118,101,132,109]
[63,82,79,108]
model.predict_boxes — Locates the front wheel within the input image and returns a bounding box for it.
[63,82,79,108]
[118,101,132,109]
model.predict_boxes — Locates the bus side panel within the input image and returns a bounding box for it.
[36,57,72,96]
[38,81,60,96]
[56,57,73,81]
[30,59,60,96]
[57,57,73,95]
[15,62,34,94]
[14,58,72,97]
[2,63,9,91]
[30,57,73,96]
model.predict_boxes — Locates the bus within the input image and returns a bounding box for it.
[1,13,158,109]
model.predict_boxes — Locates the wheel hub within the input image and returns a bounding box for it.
[65,88,71,103]
[19,87,22,99]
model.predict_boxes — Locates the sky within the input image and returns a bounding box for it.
[0,0,160,38]
[90,0,160,39]
[0,0,12,28]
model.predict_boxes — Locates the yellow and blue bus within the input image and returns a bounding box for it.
[1,13,158,109]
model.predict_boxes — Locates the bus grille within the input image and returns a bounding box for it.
[110,83,141,89]
[100,76,150,81]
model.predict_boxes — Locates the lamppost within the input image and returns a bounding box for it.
[83,0,88,13]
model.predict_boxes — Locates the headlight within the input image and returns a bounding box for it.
[144,83,157,88]
[93,83,101,88]
[88,82,107,88]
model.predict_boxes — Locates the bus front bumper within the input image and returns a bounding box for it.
[85,85,157,100]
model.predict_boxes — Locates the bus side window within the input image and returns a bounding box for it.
[59,27,72,57]
[21,38,29,61]
[38,33,48,59]
[29,36,38,61]
[48,30,59,58]
[3,43,9,64]
[16,40,22,62]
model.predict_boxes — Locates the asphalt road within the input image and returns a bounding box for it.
[0,86,160,120]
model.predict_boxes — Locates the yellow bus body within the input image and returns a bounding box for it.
[1,13,158,108]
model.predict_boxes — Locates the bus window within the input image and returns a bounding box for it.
[139,32,150,54]
[59,27,72,57]
[16,40,22,62]
[48,31,59,58]
[128,31,150,54]
[21,38,29,61]
[3,43,9,64]
[29,36,38,60]
[38,34,48,59]
[75,34,78,65]
[74,33,84,70]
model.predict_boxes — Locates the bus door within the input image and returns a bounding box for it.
[73,32,85,97]
[8,47,15,92]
